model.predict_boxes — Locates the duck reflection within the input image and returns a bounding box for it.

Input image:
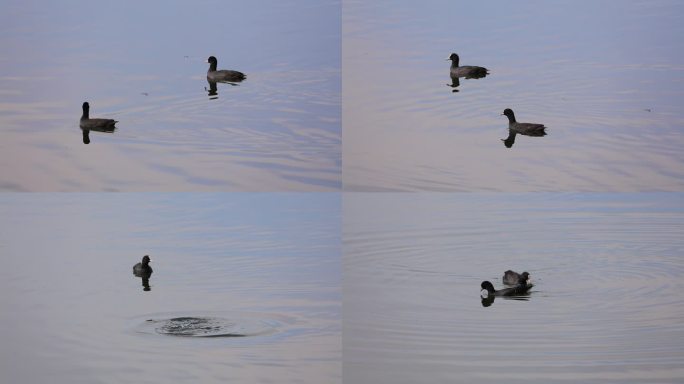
[481,294,495,307]
[501,129,517,148]
[448,76,461,92]
[205,79,240,99]
[81,126,116,144]
[140,275,151,291]
[206,79,218,99]
[448,71,488,92]
[481,293,530,307]
[133,255,153,292]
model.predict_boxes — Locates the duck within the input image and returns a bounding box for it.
[501,108,546,136]
[133,255,153,276]
[206,56,246,83]
[447,53,488,79]
[79,102,117,130]
[481,280,532,297]
[503,270,530,286]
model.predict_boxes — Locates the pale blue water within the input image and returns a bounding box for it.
[344,193,684,383]
[0,0,340,191]
[343,0,684,191]
[0,193,340,383]
[2,1,683,383]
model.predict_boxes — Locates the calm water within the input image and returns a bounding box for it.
[344,193,684,383]
[343,0,684,191]
[0,194,340,383]
[0,0,340,191]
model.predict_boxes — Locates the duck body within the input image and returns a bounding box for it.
[502,108,546,136]
[133,255,153,276]
[448,53,488,79]
[510,122,547,136]
[450,65,489,79]
[207,56,246,83]
[80,102,117,130]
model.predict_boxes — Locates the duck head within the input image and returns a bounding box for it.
[81,102,90,119]
[502,108,517,124]
[447,53,459,65]
[480,281,496,295]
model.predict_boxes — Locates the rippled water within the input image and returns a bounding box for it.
[131,313,292,338]
[0,0,340,191]
[344,193,684,383]
[343,0,684,191]
[0,193,340,383]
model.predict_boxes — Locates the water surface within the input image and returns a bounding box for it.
[343,0,684,191]
[344,193,684,383]
[0,193,340,383]
[0,0,340,191]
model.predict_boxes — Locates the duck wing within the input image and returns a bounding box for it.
[503,270,521,285]
[450,66,489,79]
[513,122,546,137]
[464,66,489,79]
[208,70,246,82]
[80,118,117,131]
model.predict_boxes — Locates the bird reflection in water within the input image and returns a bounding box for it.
[501,129,517,148]
[140,274,151,291]
[205,79,240,100]
[206,79,218,99]
[481,293,530,307]
[81,126,116,144]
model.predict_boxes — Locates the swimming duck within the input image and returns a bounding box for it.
[447,53,488,79]
[133,255,153,276]
[79,102,117,130]
[206,56,246,83]
[501,108,546,136]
